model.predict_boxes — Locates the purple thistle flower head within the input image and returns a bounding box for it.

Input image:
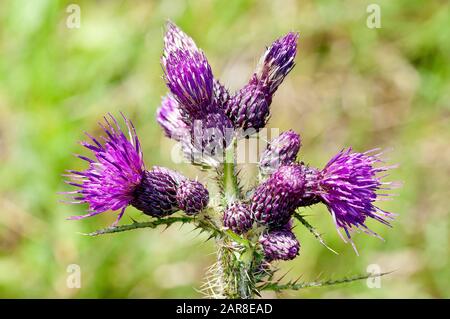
[304,148,397,252]
[259,229,300,261]
[259,130,301,175]
[251,164,306,227]
[225,78,270,132]
[156,94,189,141]
[256,32,299,95]
[164,49,215,122]
[176,179,209,215]
[130,166,183,217]
[65,114,145,224]
[162,21,230,126]
[223,202,253,234]
[224,33,299,133]
[65,114,210,223]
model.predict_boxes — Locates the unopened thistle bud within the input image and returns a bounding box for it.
[255,32,299,95]
[162,21,223,126]
[223,202,253,234]
[259,229,300,261]
[176,179,209,215]
[259,130,301,175]
[251,164,306,227]
[161,21,234,162]
[162,20,198,67]
[225,77,270,132]
[224,32,299,132]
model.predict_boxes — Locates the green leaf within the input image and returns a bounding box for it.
[80,215,196,236]
[293,211,338,255]
[260,271,392,291]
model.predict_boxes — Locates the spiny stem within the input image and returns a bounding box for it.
[216,139,255,299]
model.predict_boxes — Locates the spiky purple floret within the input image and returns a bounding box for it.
[65,114,144,224]
[130,167,184,217]
[157,94,189,140]
[223,202,253,234]
[164,49,215,122]
[259,229,300,261]
[259,130,301,174]
[251,164,306,227]
[225,78,270,132]
[306,148,396,249]
[256,32,299,95]
[176,179,209,215]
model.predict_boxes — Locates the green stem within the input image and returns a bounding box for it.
[223,139,239,202]
[217,140,254,299]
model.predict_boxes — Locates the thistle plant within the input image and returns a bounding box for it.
[63,21,398,299]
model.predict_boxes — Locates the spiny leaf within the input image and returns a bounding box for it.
[293,211,338,255]
[81,215,196,236]
[260,271,392,291]
[129,216,139,224]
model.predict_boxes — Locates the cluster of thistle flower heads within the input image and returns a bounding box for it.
[65,21,397,262]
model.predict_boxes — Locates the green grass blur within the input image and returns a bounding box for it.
[0,0,448,298]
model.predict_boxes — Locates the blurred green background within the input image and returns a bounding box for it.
[0,0,449,298]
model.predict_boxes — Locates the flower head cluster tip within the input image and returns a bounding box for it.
[158,21,299,165]
[160,22,237,166]
[65,115,209,225]
[256,32,299,95]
